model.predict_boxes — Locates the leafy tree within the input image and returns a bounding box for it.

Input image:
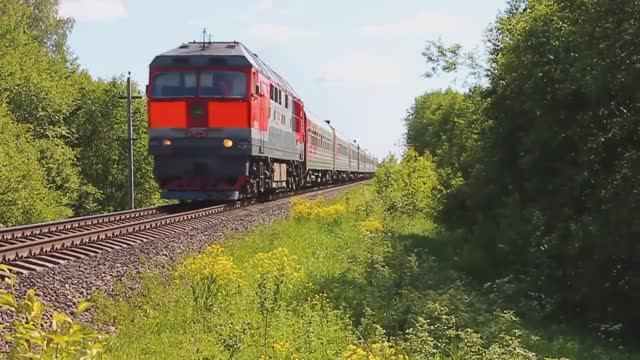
[23,0,74,56]
[435,0,640,334]
[69,76,160,212]
[0,0,161,223]
[0,105,71,227]
[35,137,82,210]
[404,89,487,192]
[0,0,78,137]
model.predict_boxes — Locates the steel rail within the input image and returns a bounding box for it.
[0,205,182,242]
[0,181,365,273]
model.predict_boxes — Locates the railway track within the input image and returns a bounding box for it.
[0,182,363,275]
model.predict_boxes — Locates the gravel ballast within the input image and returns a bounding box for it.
[0,185,357,331]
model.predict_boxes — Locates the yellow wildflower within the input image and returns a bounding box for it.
[176,245,242,286]
[290,198,346,220]
[342,341,408,360]
[250,248,304,288]
[342,345,368,360]
[273,340,299,359]
[175,245,243,308]
[250,248,305,318]
[359,218,384,237]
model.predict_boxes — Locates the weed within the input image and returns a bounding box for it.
[0,265,109,359]
[93,188,639,359]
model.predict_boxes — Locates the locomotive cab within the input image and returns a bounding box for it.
[147,42,255,201]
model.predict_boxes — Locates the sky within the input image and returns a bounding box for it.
[59,0,507,159]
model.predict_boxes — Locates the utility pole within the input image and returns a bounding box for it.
[120,72,143,209]
[126,73,135,209]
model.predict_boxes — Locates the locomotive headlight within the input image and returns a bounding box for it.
[161,138,172,147]
[223,138,233,148]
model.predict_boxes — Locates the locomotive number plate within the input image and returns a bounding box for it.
[185,128,208,138]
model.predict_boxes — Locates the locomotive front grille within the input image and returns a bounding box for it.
[193,162,209,176]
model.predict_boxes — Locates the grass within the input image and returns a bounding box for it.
[91,185,640,359]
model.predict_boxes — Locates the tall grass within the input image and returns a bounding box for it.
[93,186,639,359]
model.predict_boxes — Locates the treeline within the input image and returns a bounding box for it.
[0,0,160,227]
[399,0,640,340]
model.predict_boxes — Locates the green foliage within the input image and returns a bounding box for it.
[404,89,487,192]
[422,39,485,86]
[429,0,640,337]
[374,149,442,217]
[35,138,82,210]
[0,106,72,227]
[0,0,78,138]
[23,0,74,56]
[422,40,464,78]
[404,0,640,343]
[93,188,635,359]
[0,0,161,225]
[0,265,109,358]
[69,76,161,212]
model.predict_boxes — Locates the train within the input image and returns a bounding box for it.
[146,40,377,201]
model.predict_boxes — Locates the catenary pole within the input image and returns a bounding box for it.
[126,72,135,209]
[119,72,143,210]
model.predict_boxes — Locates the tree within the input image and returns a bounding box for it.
[68,76,161,212]
[440,0,640,333]
[0,105,71,227]
[0,0,78,137]
[404,89,487,192]
[0,0,162,222]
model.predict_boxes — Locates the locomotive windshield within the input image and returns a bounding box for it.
[152,71,247,98]
[199,71,247,98]
[153,72,197,98]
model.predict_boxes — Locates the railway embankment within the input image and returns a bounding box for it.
[3,180,636,359]
[0,184,355,356]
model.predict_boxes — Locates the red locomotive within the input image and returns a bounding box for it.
[146,40,377,201]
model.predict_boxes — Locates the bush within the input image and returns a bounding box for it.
[374,149,442,217]
[404,89,487,192]
[0,265,109,358]
[0,105,72,226]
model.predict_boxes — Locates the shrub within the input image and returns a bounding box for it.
[250,247,305,352]
[174,245,243,310]
[0,105,72,226]
[0,265,109,358]
[374,149,442,218]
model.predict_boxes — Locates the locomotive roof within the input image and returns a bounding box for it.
[151,41,300,99]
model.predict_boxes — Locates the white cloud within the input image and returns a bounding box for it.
[317,51,412,88]
[277,7,301,17]
[255,0,273,12]
[358,11,478,40]
[59,0,126,22]
[248,23,319,43]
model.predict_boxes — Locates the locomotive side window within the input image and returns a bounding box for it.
[153,72,197,98]
[199,71,247,98]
